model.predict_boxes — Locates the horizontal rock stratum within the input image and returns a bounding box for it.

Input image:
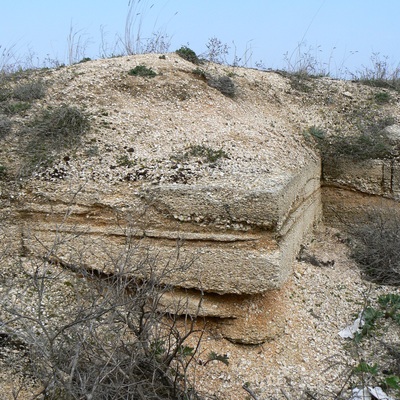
[20,154,321,295]
[3,53,399,343]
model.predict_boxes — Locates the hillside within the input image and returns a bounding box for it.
[0,53,400,399]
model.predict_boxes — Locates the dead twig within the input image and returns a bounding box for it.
[242,384,259,400]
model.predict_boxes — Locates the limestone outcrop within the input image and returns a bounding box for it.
[322,124,400,227]
[2,53,399,343]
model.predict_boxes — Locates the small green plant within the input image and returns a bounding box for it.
[116,154,135,168]
[354,361,379,375]
[205,351,229,366]
[176,46,200,64]
[354,306,383,342]
[378,294,400,321]
[305,125,326,140]
[128,65,157,77]
[186,144,229,163]
[375,91,391,104]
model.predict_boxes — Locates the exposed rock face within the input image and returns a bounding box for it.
[19,152,321,293]
[322,124,400,227]
[323,157,400,199]
[19,152,321,343]
[3,53,399,344]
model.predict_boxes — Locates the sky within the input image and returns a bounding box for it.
[1,0,400,77]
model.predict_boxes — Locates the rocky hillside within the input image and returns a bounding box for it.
[1,53,400,399]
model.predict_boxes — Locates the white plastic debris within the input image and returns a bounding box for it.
[339,312,365,339]
[349,387,371,400]
[348,387,396,400]
[368,386,396,400]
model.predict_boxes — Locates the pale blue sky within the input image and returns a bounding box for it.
[1,0,399,76]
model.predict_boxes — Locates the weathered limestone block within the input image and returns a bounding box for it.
[324,157,386,193]
[159,288,287,345]
[20,157,321,295]
[323,186,400,227]
[323,124,400,200]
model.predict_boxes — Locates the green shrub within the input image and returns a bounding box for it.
[192,68,207,79]
[375,91,391,104]
[2,101,31,115]
[78,57,91,64]
[35,104,89,142]
[207,75,236,97]
[327,132,393,160]
[21,104,90,171]
[312,115,396,161]
[13,80,46,101]
[0,86,11,102]
[128,65,157,77]
[186,144,229,163]
[176,46,200,64]
[0,115,12,137]
[305,125,326,140]
[0,164,7,179]
[116,154,135,168]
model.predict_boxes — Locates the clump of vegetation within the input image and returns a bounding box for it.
[0,164,7,179]
[355,53,400,92]
[192,67,207,80]
[327,131,393,161]
[116,154,135,167]
[171,144,229,165]
[176,46,200,64]
[78,57,91,63]
[204,37,229,64]
[0,86,11,101]
[33,104,89,144]
[2,101,31,115]
[21,104,90,171]
[345,293,400,398]
[207,75,236,97]
[0,211,232,399]
[305,125,326,140]
[128,65,157,77]
[0,251,202,398]
[0,114,12,137]
[191,68,236,97]
[0,78,46,117]
[186,144,229,163]
[350,211,400,285]
[309,116,396,162]
[375,91,391,104]
[12,80,46,101]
